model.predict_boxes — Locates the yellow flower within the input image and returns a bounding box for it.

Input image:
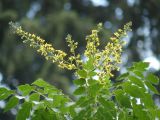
[9,21,132,78]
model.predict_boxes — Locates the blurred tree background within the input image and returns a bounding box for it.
[0,0,160,119]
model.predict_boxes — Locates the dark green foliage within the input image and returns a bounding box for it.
[147,73,159,85]
[18,84,33,96]
[0,61,159,119]
[31,108,57,120]
[4,96,19,112]
[73,86,86,95]
[115,89,131,108]
[0,79,71,120]
[77,70,87,78]
[73,78,86,86]
[16,102,32,120]
[0,88,14,100]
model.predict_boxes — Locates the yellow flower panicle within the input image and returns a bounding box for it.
[9,21,132,78]
[84,22,132,78]
[84,23,102,57]
[9,22,77,70]
[100,22,132,77]
[66,34,83,68]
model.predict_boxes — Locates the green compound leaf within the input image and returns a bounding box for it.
[32,79,65,100]
[79,98,94,107]
[88,79,99,85]
[73,78,86,86]
[128,75,144,88]
[88,83,102,97]
[157,110,160,119]
[116,72,129,81]
[16,102,32,120]
[115,89,131,108]
[18,84,33,96]
[0,88,8,94]
[88,71,96,77]
[123,82,144,98]
[32,78,51,87]
[142,93,154,108]
[73,107,90,120]
[52,95,65,107]
[99,97,115,111]
[133,62,149,71]
[146,73,159,85]
[69,104,76,118]
[76,96,86,105]
[4,96,19,112]
[29,93,40,101]
[31,109,56,120]
[45,88,60,98]
[83,57,94,70]
[73,86,85,95]
[0,88,14,100]
[133,70,144,78]
[145,81,159,94]
[95,107,113,120]
[77,70,87,78]
[132,103,151,120]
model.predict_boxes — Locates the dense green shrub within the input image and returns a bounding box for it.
[0,22,160,120]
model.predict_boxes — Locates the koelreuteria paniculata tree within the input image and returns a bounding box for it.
[0,22,159,120]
